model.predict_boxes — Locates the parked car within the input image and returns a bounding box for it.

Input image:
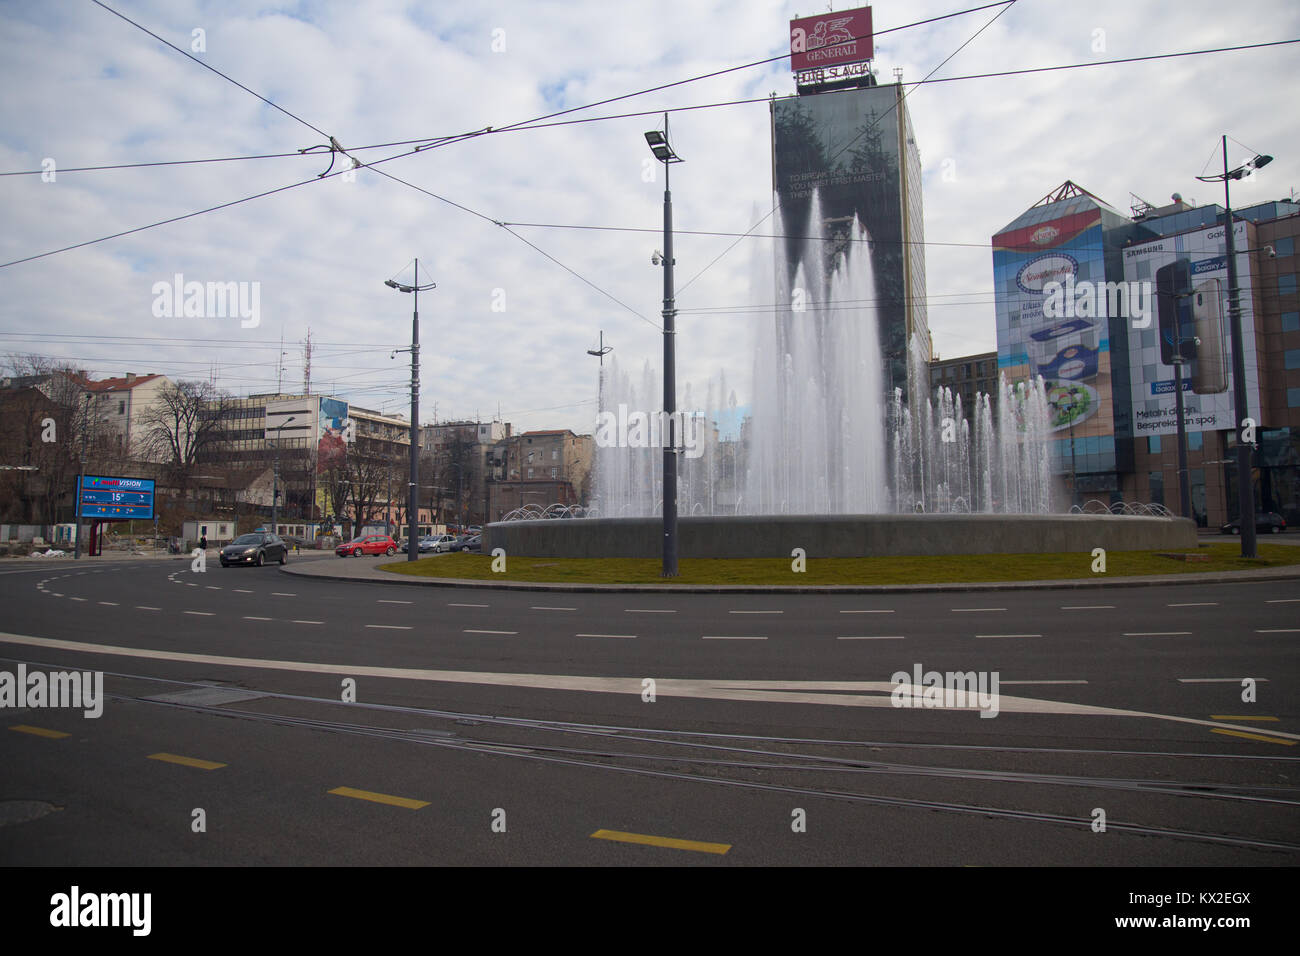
[462,534,482,553]
[427,534,457,553]
[1220,512,1287,534]
[417,536,438,553]
[448,534,475,552]
[336,534,398,557]
[221,533,288,567]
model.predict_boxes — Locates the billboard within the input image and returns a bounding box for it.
[790,7,873,71]
[317,396,351,473]
[1120,220,1261,437]
[994,207,1116,454]
[80,475,155,520]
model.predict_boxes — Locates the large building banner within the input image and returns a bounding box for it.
[1120,220,1262,437]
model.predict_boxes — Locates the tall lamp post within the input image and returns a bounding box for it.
[1196,138,1272,558]
[270,415,297,536]
[385,260,436,561]
[73,392,92,560]
[645,116,682,577]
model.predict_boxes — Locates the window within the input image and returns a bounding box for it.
[1187,431,1203,451]
[118,400,125,415]
[1286,349,1300,371]
[552,449,558,460]
[1289,388,1300,408]
[1147,435,1162,453]
[1282,312,1300,332]
[527,468,534,478]
[1273,236,1295,257]
[1279,274,1298,296]
[550,467,557,478]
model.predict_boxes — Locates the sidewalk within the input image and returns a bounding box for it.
[279,552,1300,594]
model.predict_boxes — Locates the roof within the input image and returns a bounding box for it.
[994,180,1125,237]
[84,373,164,393]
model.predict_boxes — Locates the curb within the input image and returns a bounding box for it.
[279,561,1300,594]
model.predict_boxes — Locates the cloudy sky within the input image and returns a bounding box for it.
[2,0,1297,434]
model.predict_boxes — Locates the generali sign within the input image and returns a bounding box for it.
[790,6,873,71]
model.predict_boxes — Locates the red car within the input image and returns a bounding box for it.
[336,534,398,557]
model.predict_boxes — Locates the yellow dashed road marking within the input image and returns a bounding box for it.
[328,786,429,809]
[1210,729,1295,746]
[148,752,227,770]
[591,828,730,855]
[10,725,69,739]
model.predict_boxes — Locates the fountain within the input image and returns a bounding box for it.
[489,188,1196,558]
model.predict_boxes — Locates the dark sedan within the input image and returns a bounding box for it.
[220,533,288,567]
[1220,512,1287,534]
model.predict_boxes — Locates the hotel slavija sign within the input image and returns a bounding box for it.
[80,475,156,520]
[790,6,873,72]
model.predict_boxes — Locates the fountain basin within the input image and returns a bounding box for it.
[484,514,1197,559]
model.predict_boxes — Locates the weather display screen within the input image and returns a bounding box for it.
[80,475,155,520]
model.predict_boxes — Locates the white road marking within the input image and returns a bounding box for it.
[271,592,296,597]
[1124,631,1192,636]
[367,625,412,630]
[465,629,517,635]
[69,597,86,602]
[1256,628,1300,633]
[244,616,273,621]
[1061,605,1114,610]
[952,608,1006,612]
[206,586,221,591]
[234,589,254,594]
[1178,678,1269,683]
[625,608,675,613]
[136,606,160,611]
[98,602,119,606]
[975,633,1041,638]
[576,633,636,639]
[1168,602,1217,607]
[531,606,577,611]
[1001,679,1088,685]
[838,609,894,614]
[449,603,489,608]
[702,635,767,640]
[836,635,905,640]
[292,620,323,625]
[184,611,215,616]
[4,630,1296,739]
[378,600,412,604]
[1265,599,1300,603]
[729,610,782,615]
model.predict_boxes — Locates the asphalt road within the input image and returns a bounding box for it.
[1,552,1296,867]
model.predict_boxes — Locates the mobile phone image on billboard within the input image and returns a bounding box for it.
[1156,260,1196,366]
[1191,279,1227,394]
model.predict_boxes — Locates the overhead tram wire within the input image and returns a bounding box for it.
[11,0,1012,180]
[3,21,1292,270]
[4,31,1294,178]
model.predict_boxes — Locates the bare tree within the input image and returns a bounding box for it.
[138,380,231,498]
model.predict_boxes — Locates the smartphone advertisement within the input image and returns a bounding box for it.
[1121,220,1262,437]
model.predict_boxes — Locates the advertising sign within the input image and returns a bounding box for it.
[317,396,351,474]
[994,208,1114,446]
[1121,220,1260,437]
[790,6,873,72]
[80,475,155,520]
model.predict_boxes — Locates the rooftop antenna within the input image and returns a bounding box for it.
[302,327,313,395]
[893,67,903,85]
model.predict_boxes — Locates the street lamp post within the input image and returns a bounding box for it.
[270,415,297,536]
[73,392,92,560]
[385,260,436,561]
[1196,138,1272,558]
[645,116,683,577]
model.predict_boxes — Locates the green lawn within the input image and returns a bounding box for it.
[379,543,1300,586]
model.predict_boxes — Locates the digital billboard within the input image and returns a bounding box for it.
[80,475,155,520]
[1120,219,1261,437]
